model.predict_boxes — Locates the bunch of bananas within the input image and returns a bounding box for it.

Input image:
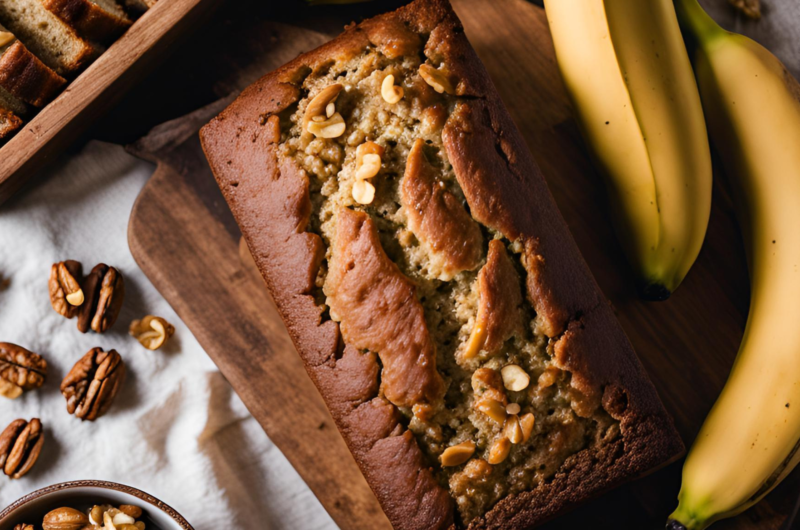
[546,0,800,528]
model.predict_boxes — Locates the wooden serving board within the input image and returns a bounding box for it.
[127,1,800,529]
[0,0,223,205]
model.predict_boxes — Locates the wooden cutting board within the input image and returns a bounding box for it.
[127,1,800,529]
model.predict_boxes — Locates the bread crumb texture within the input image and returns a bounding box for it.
[276,18,619,528]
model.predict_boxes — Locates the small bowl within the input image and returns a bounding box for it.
[0,480,194,530]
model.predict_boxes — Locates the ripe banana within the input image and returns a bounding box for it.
[544,0,712,299]
[668,1,800,529]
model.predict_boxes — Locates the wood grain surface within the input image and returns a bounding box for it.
[127,1,800,529]
[0,0,223,205]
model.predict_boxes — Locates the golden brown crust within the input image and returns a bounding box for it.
[402,138,484,279]
[42,0,131,43]
[0,41,65,107]
[326,207,445,408]
[461,240,524,361]
[200,0,684,528]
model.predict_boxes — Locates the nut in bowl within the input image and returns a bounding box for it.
[0,481,194,530]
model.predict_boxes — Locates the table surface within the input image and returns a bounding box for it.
[26,0,800,529]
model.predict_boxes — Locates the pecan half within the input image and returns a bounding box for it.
[0,418,44,479]
[78,264,125,334]
[0,342,47,399]
[61,348,125,421]
[49,260,83,318]
[14,524,34,530]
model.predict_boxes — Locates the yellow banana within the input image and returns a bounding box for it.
[544,0,712,299]
[668,1,800,529]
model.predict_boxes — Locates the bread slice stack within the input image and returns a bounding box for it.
[0,0,153,141]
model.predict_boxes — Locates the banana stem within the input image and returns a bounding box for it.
[673,0,725,44]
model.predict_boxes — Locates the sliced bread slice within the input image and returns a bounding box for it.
[0,25,66,106]
[0,85,24,139]
[42,0,132,43]
[0,0,100,76]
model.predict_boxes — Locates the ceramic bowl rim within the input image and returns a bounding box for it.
[0,480,194,530]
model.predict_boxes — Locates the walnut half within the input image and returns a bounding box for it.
[0,342,47,400]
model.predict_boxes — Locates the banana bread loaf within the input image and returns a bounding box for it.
[200,1,684,528]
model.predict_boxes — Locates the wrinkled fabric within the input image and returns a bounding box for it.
[0,141,336,530]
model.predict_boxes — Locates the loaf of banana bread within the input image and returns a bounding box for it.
[200,1,684,528]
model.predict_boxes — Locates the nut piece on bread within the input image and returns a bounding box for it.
[200,0,684,528]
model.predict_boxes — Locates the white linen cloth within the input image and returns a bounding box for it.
[0,141,337,530]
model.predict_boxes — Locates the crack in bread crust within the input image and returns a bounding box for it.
[200,0,685,528]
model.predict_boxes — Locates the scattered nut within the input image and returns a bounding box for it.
[78,264,125,334]
[419,63,456,95]
[356,153,382,181]
[501,364,530,392]
[307,112,346,139]
[519,412,535,443]
[0,342,47,399]
[49,260,83,318]
[13,524,33,530]
[352,180,376,205]
[506,402,521,415]
[487,436,511,465]
[0,32,16,48]
[381,74,404,104]
[503,415,523,444]
[61,348,125,421]
[440,440,476,467]
[0,418,44,479]
[43,507,89,530]
[303,84,344,127]
[475,396,507,424]
[129,316,175,350]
